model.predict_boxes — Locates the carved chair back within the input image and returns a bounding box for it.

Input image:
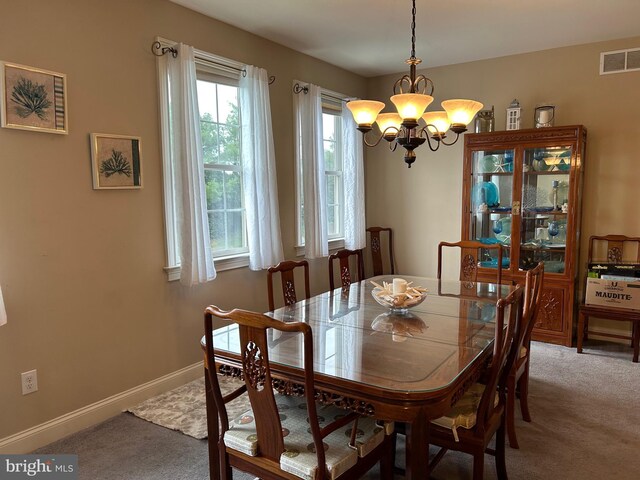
[329,248,364,291]
[425,285,523,477]
[478,285,523,428]
[267,259,311,311]
[204,306,329,469]
[587,234,640,264]
[505,263,543,448]
[366,227,394,277]
[520,263,545,350]
[438,240,503,285]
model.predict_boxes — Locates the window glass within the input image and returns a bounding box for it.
[323,111,343,240]
[197,76,247,257]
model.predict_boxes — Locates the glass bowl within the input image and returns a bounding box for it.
[371,288,427,313]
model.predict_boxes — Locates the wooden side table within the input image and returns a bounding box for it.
[577,304,640,363]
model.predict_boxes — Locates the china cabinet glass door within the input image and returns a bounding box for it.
[469,149,515,271]
[519,145,572,274]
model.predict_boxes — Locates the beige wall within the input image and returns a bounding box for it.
[0,0,366,439]
[2,0,638,443]
[365,36,640,328]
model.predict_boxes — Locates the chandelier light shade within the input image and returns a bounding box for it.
[442,99,484,131]
[375,113,403,140]
[422,111,451,136]
[390,93,433,122]
[346,100,385,128]
[347,0,483,167]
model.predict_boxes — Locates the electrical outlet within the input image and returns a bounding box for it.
[21,370,38,395]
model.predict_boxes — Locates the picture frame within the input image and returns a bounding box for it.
[1,61,68,134]
[90,133,143,190]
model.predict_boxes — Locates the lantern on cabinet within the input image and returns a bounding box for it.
[506,99,521,130]
[534,104,556,128]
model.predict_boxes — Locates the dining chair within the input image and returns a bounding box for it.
[438,240,504,285]
[203,306,395,480]
[328,249,364,290]
[425,285,524,480]
[366,227,394,277]
[267,260,311,311]
[577,234,640,363]
[506,262,544,449]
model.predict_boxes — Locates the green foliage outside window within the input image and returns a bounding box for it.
[200,101,245,253]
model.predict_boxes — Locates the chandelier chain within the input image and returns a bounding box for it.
[410,0,416,60]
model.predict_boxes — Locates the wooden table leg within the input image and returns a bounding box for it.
[405,410,429,480]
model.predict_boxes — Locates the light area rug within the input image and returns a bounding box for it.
[127,375,248,440]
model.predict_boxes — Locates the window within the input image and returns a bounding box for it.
[323,110,344,240]
[296,97,346,249]
[159,44,253,281]
[196,72,248,258]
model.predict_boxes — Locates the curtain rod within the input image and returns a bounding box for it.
[151,41,275,85]
[292,82,351,103]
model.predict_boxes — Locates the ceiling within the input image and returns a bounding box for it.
[170,0,640,77]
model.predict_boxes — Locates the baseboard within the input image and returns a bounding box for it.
[0,361,203,454]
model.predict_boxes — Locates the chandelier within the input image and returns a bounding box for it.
[346,0,483,167]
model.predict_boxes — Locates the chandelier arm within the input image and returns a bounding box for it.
[413,75,435,96]
[439,132,462,146]
[415,128,442,152]
[362,130,388,148]
[393,75,414,95]
[389,141,398,152]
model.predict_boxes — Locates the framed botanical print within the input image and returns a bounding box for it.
[90,133,143,190]
[0,62,68,134]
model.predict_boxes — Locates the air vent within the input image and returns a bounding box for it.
[600,48,640,75]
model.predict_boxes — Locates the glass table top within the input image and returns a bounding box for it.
[210,276,514,394]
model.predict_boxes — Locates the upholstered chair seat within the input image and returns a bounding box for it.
[431,383,499,442]
[224,395,392,480]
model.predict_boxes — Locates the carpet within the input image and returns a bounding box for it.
[39,340,640,479]
[127,375,249,440]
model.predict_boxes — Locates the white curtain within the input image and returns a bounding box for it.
[342,104,366,250]
[295,83,327,258]
[162,43,216,285]
[0,286,6,326]
[239,66,284,270]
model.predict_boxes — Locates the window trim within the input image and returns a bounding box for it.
[157,36,249,280]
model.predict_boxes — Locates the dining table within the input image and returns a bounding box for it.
[204,275,515,479]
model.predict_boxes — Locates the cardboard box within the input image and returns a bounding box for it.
[585,278,640,310]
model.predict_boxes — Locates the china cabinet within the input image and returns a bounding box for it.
[462,125,586,346]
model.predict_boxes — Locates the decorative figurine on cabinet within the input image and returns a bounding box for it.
[506,99,521,130]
